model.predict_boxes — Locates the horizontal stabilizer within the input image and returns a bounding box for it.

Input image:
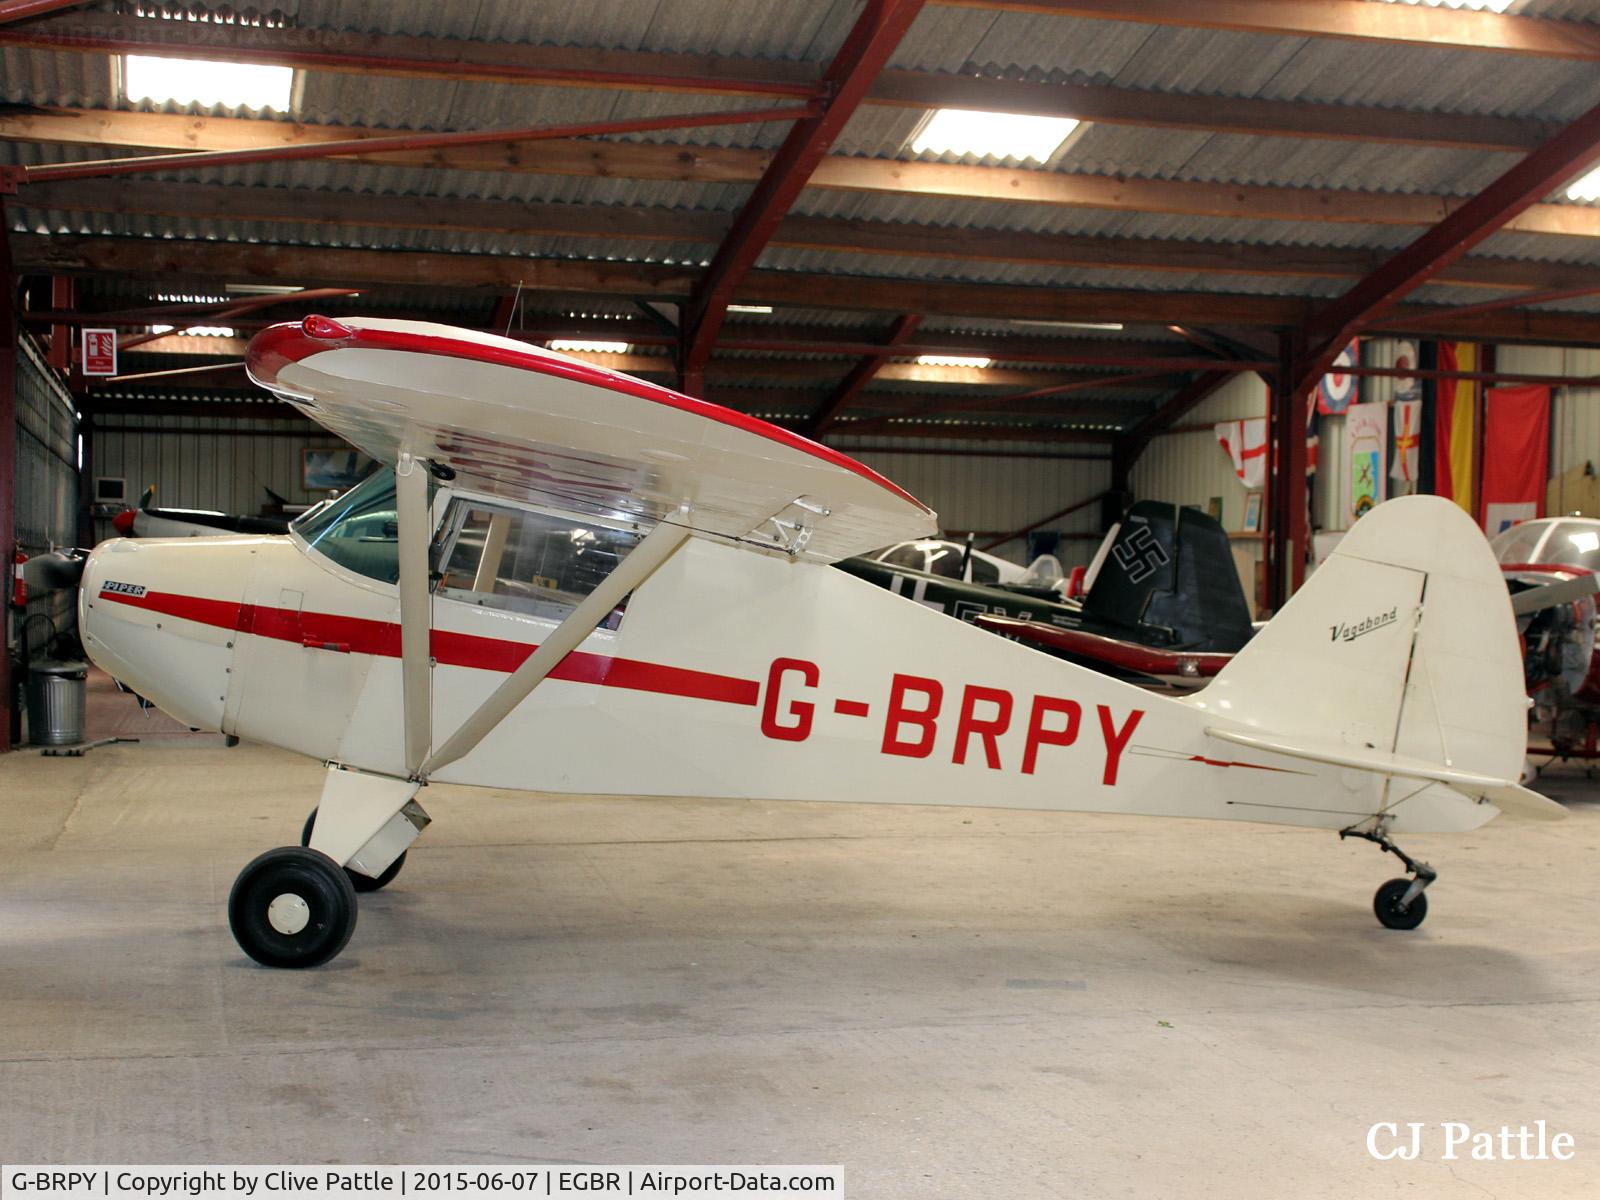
[1206,727,1566,821]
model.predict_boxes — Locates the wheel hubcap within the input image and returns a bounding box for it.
[267,892,312,935]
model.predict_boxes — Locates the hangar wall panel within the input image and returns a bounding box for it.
[843,440,1112,568]
[14,337,77,655]
[89,414,326,542]
[1129,372,1267,613]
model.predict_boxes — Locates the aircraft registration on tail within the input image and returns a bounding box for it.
[74,316,1563,968]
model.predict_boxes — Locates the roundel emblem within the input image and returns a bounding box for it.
[1317,343,1358,414]
[1392,339,1419,398]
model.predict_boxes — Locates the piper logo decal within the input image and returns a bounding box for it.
[1331,606,1398,642]
[102,580,147,597]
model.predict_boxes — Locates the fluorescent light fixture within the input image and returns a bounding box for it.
[123,53,294,111]
[549,339,632,354]
[1011,319,1125,332]
[727,304,774,314]
[1568,166,1600,202]
[910,108,1080,164]
[148,324,237,338]
[1375,0,1514,10]
[225,283,305,296]
[915,354,993,369]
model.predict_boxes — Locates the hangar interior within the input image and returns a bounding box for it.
[3,1,1600,1195]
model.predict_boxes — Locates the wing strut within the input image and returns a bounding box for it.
[418,513,692,779]
[396,453,434,776]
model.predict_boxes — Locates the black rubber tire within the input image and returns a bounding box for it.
[228,846,357,968]
[1373,878,1428,931]
[301,806,406,893]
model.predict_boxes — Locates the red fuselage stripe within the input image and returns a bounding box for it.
[1188,754,1293,773]
[99,589,760,707]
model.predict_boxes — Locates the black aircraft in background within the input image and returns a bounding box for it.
[835,501,1256,693]
[111,486,294,538]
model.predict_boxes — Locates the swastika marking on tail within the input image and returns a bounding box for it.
[1112,525,1169,584]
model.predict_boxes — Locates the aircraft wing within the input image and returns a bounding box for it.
[246,316,935,562]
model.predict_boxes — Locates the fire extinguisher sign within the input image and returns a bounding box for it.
[82,328,118,376]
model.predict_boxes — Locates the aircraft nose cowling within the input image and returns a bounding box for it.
[80,536,252,732]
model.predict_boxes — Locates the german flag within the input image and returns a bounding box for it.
[1434,342,1477,515]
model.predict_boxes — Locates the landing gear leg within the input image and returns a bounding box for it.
[226,765,426,967]
[1340,818,1436,931]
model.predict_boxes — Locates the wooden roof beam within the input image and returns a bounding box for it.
[26,177,1600,292]
[19,233,1600,346]
[942,0,1600,61]
[8,108,1600,237]
[3,12,1556,151]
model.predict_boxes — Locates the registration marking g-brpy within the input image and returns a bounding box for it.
[102,581,147,597]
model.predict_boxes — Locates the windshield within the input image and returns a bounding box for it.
[1541,521,1600,573]
[293,468,408,584]
[1489,520,1549,566]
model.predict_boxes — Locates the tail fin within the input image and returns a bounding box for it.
[1196,495,1529,796]
[1082,500,1254,652]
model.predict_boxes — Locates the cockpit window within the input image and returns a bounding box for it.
[925,544,963,578]
[880,544,924,570]
[433,499,645,627]
[292,468,410,584]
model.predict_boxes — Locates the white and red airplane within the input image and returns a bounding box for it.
[75,316,1562,968]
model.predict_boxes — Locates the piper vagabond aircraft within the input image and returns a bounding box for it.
[76,316,1563,969]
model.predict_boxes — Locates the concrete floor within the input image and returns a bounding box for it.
[3,715,1599,1198]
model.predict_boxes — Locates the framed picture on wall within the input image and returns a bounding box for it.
[1207,496,1223,524]
[1243,491,1263,533]
[303,448,378,493]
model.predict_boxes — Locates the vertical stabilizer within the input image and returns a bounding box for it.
[1191,495,1526,788]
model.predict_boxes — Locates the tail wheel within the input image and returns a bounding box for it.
[301,806,406,893]
[1373,878,1428,931]
[228,847,357,968]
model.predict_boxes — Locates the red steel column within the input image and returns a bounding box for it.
[0,198,17,752]
[1267,332,1309,611]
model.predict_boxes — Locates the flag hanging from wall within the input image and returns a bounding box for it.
[1346,402,1388,520]
[1215,418,1267,489]
[1305,393,1319,476]
[1434,341,1478,516]
[1316,341,1360,414]
[1481,384,1550,535]
[1391,400,1421,483]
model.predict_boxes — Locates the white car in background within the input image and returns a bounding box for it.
[862,537,1029,585]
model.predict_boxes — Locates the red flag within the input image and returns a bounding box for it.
[1481,385,1550,535]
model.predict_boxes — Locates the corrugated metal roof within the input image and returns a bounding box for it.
[753,247,1352,298]
[3,0,1599,418]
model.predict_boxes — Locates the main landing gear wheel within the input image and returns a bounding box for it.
[228,847,357,968]
[301,806,406,892]
[1374,878,1429,930]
